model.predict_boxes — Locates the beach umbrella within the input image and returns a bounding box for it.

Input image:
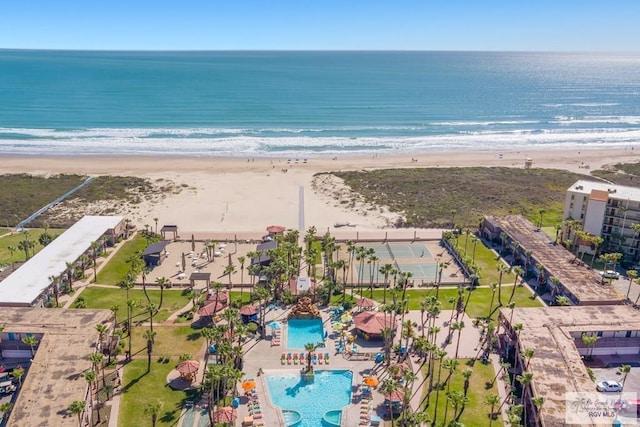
[181,252,186,272]
[341,313,353,324]
[332,322,344,330]
[176,360,200,375]
[268,321,282,330]
[363,377,379,387]
[212,406,238,423]
[241,380,257,390]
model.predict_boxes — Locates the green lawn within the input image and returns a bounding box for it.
[96,234,148,285]
[0,228,65,265]
[420,359,503,427]
[450,235,516,286]
[119,359,197,427]
[77,287,191,323]
[131,325,204,359]
[365,286,541,320]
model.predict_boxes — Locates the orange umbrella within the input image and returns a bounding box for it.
[242,380,257,390]
[363,377,379,387]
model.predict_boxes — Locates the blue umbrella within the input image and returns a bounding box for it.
[268,321,282,330]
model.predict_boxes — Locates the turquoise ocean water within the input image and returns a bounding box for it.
[0,50,639,157]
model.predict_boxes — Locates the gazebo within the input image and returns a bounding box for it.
[198,300,226,318]
[160,224,179,240]
[176,360,200,381]
[212,406,238,424]
[356,297,375,311]
[239,304,259,323]
[142,240,170,267]
[353,311,396,340]
[266,225,286,236]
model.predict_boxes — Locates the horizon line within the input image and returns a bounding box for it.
[1,48,640,54]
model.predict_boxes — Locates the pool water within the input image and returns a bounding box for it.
[266,370,353,427]
[287,318,324,349]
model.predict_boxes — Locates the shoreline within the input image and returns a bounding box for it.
[1,146,637,174]
[3,147,638,233]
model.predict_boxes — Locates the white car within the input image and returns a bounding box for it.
[596,380,623,392]
[599,270,620,280]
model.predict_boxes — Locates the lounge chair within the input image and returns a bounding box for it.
[287,353,293,365]
[293,353,299,365]
[324,352,330,364]
[312,353,318,364]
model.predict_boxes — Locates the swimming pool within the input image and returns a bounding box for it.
[287,318,324,349]
[266,370,353,427]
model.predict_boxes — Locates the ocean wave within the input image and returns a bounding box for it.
[1,127,639,157]
[552,116,640,125]
[543,103,620,108]
[428,120,539,127]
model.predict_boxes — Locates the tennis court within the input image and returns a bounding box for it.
[395,263,439,281]
[366,243,433,260]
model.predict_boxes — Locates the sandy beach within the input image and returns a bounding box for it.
[2,147,638,232]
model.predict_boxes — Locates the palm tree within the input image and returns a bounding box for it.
[508,266,523,304]
[617,364,631,387]
[21,335,38,357]
[65,261,75,293]
[379,378,400,427]
[446,390,469,423]
[153,217,159,234]
[484,392,500,426]
[84,370,97,391]
[90,240,100,281]
[532,396,545,426]
[304,342,317,373]
[144,401,163,427]
[126,298,136,361]
[224,263,237,289]
[452,321,466,359]
[516,371,534,426]
[522,348,535,371]
[110,304,119,324]
[461,368,473,396]
[380,263,393,305]
[48,275,60,306]
[90,351,105,386]
[496,263,510,305]
[144,329,157,372]
[67,400,86,426]
[581,333,599,360]
[625,270,638,300]
[12,366,24,386]
[487,282,498,318]
[450,209,457,230]
[7,245,17,270]
[237,255,246,302]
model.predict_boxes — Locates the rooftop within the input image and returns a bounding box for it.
[484,215,624,305]
[569,179,640,201]
[0,216,123,306]
[1,308,112,427]
[501,305,640,427]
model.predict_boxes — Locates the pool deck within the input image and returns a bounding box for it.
[238,303,482,427]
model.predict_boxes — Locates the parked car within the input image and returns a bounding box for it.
[599,270,620,280]
[596,380,623,392]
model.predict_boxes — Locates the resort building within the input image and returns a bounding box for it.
[0,215,125,307]
[0,307,113,427]
[498,305,640,427]
[481,215,625,305]
[564,179,640,263]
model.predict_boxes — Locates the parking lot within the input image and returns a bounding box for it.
[592,366,640,424]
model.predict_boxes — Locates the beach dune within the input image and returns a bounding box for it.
[1,147,637,232]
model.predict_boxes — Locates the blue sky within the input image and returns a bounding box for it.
[2,0,639,51]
